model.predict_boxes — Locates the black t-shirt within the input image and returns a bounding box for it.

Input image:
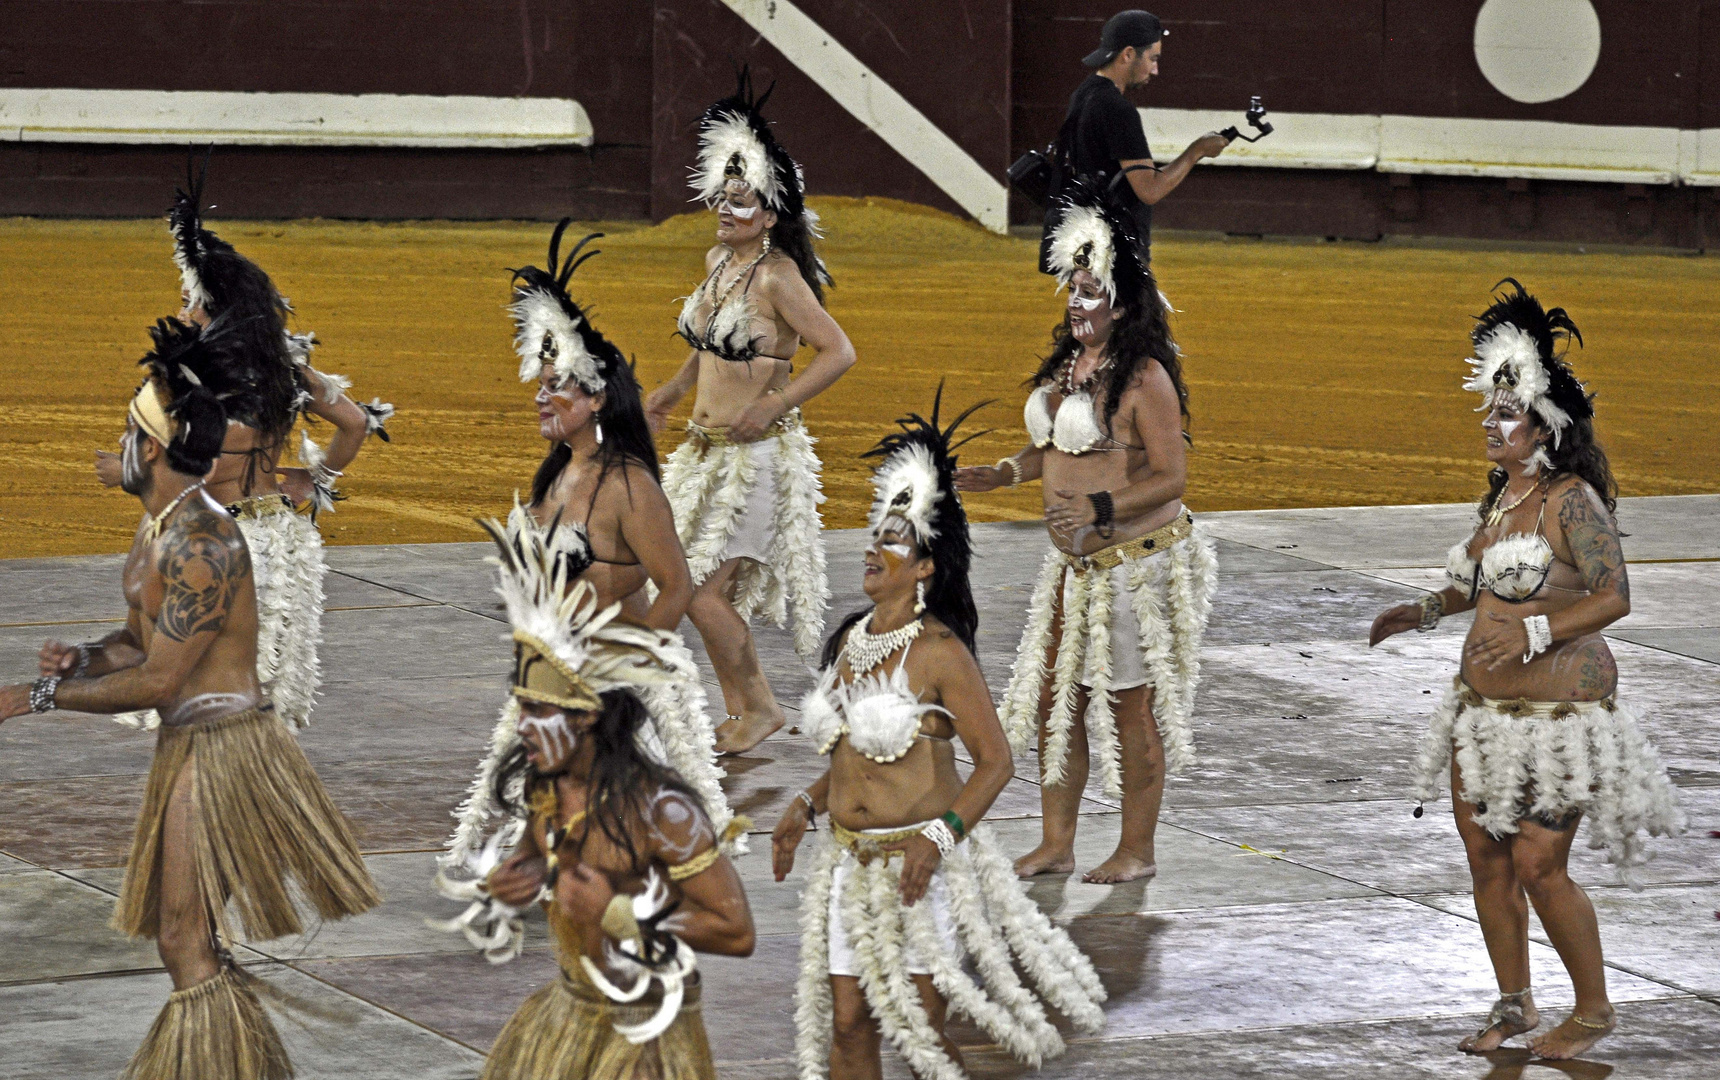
[1063,74,1154,247]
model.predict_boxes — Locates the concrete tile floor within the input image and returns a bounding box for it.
[0,496,1715,1078]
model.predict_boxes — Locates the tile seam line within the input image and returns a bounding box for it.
[1400,893,1720,1004]
[326,566,505,623]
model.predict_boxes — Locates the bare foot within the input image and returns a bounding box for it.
[1082,851,1157,884]
[1459,992,1539,1053]
[1013,842,1076,878]
[714,711,785,756]
[1528,1009,1616,1060]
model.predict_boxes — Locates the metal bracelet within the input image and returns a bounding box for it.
[29,676,60,714]
[795,789,816,821]
[921,819,957,858]
[71,643,93,679]
[1522,614,1553,663]
[1415,594,1444,633]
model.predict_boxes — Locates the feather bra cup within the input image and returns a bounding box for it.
[801,661,947,765]
[1024,385,1110,455]
[674,274,768,363]
[1446,533,1556,602]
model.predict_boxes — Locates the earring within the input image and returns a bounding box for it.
[761,233,773,254]
[914,579,927,616]
[594,419,604,446]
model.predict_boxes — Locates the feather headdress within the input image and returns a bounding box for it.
[1044,175,1149,304]
[129,316,243,473]
[482,499,679,712]
[1462,278,1590,447]
[167,150,223,313]
[508,219,623,395]
[864,382,988,565]
[689,68,812,230]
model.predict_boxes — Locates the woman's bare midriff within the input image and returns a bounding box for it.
[828,736,965,831]
[203,423,283,504]
[690,352,792,427]
[1040,442,1182,556]
[1462,581,1617,701]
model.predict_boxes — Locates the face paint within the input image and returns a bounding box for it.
[1069,293,1105,312]
[120,426,148,495]
[718,200,760,221]
[517,708,579,769]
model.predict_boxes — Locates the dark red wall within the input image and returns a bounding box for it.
[1,0,1715,249]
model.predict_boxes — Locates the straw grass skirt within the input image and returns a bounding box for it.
[482,968,715,1080]
[113,705,380,943]
[121,963,291,1080]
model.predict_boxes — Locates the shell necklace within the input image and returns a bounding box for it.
[843,611,923,677]
[700,237,772,341]
[144,483,203,542]
[1487,476,1545,527]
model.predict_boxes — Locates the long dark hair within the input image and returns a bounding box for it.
[768,213,830,307]
[1032,273,1190,439]
[1479,413,1618,518]
[492,689,703,873]
[196,247,301,447]
[527,359,662,510]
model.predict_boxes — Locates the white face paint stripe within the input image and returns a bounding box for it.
[1069,294,1104,312]
[517,709,577,765]
[721,202,760,221]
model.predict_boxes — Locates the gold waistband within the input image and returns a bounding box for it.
[1455,679,1615,718]
[225,494,296,520]
[831,820,925,866]
[685,407,801,448]
[1065,510,1193,573]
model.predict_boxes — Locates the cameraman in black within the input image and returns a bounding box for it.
[1053,10,1230,265]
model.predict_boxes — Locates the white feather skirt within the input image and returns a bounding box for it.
[660,417,828,663]
[115,497,325,732]
[443,631,741,869]
[998,527,1218,795]
[793,825,1106,1079]
[1412,679,1686,886]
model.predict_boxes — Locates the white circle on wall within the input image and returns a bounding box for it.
[1473,0,1602,104]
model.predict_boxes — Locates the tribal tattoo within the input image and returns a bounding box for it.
[1557,483,1629,602]
[154,504,249,642]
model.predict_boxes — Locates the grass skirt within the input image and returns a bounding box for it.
[116,497,326,732]
[121,963,291,1080]
[794,825,1105,1079]
[659,412,828,662]
[481,966,715,1080]
[1413,678,1686,886]
[998,525,1218,795]
[114,706,380,943]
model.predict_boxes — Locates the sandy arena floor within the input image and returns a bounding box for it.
[1,201,1717,558]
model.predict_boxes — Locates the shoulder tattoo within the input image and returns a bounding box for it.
[1556,484,1628,600]
[155,506,249,642]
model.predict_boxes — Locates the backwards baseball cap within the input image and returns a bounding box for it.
[1083,10,1167,68]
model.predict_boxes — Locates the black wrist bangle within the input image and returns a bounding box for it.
[1088,490,1115,538]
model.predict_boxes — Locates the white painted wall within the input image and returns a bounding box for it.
[0,89,593,148]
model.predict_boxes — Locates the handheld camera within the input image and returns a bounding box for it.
[1220,97,1275,144]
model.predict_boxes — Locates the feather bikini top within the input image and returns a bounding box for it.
[1446,500,1557,602]
[1024,385,1113,455]
[675,254,785,364]
[800,646,947,764]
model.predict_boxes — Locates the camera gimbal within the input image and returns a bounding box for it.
[1220,97,1274,144]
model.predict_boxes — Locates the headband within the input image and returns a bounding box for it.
[128,380,176,447]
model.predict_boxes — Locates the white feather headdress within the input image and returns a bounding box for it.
[509,223,613,395]
[690,111,785,212]
[1461,279,1589,448]
[1046,204,1118,301]
[868,443,943,543]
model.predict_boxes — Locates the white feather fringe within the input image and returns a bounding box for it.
[999,529,1218,795]
[1412,680,1686,887]
[113,498,325,732]
[660,419,829,663]
[867,443,943,543]
[794,826,1106,1078]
